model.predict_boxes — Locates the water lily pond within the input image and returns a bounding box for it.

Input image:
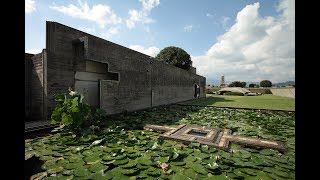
[25,105,295,179]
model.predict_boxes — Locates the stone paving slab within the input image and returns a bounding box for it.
[144,124,286,152]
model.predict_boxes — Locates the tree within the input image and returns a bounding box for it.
[228,81,245,87]
[241,82,246,88]
[249,83,255,88]
[260,80,272,87]
[155,46,192,70]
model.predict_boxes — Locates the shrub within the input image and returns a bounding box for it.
[51,89,106,134]
[224,92,244,96]
[206,89,215,94]
[264,89,272,94]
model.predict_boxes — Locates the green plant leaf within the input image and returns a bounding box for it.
[260,149,276,156]
[89,163,108,173]
[73,167,90,177]
[172,172,191,180]
[192,164,208,175]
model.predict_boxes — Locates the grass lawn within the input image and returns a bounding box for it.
[25,105,295,179]
[179,94,295,111]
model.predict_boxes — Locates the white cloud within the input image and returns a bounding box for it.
[102,27,120,39]
[126,0,160,29]
[129,45,160,57]
[184,25,193,32]
[26,49,42,54]
[26,0,36,14]
[192,0,295,84]
[221,16,231,29]
[50,0,121,28]
[140,0,160,11]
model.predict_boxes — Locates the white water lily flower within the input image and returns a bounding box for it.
[69,90,77,96]
[152,142,158,149]
[91,139,103,146]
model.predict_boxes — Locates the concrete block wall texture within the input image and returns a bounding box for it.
[27,21,206,119]
[30,53,44,121]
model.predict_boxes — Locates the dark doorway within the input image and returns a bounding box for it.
[194,84,200,98]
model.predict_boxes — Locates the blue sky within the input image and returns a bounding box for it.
[26,0,295,84]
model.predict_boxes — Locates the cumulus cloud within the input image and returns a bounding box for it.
[126,0,160,29]
[26,0,36,14]
[184,25,193,32]
[221,16,231,29]
[102,27,120,39]
[50,0,121,28]
[129,45,160,57]
[192,0,295,84]
[26,49,42,54]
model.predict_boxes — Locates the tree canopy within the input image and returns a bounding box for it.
[260,80,272,87]
[228,81,246,88]
[155,46,192,70]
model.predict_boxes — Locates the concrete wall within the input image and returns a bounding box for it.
[29,53,44,120]
[270,88,295,98]
[44,21,206,116]
[25,54,33,119]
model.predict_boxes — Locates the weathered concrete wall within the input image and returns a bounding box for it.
[188,67,196,74]
[270,88,295,98]
[45,21,206,116]
[25,53,33,119]
[151,60,205,107]
[30,53,44,120]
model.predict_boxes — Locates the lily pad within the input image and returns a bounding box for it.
[47,166,64,174]
[138,157,152,166]
[122,161,137,169]
[84,155,101,164]
[89,163,108,173]
[172,172,191,180]
[146,168,161,177]
[121,168,139,176]
[183,168,198,179]
[192,164,207,174]
[73,167,90,177]
[260,149,276,156]
[188,142,200,148]
[63,162,85,170]
[156,156,170,163]
[114,158,129,165]
[171,161,186,166]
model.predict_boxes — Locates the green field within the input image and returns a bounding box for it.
[180,94,295,111]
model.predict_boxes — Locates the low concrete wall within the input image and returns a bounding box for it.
[270,88,295,98]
